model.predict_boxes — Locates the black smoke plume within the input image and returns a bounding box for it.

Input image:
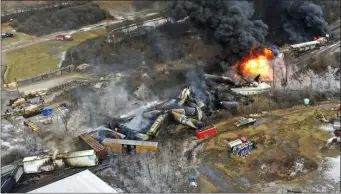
[254,0,329,44]
[168,0,269,63]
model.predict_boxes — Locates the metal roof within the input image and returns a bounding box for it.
[28,170,119,193]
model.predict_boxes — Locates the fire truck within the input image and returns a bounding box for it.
[56,34,73,41]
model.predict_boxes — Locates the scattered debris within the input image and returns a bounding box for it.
[234,117,256,127]
[188,176,197,188]
[1,164,24,193]
[231,82,271,96]
[76,63,90,71]
[23,119,40,132]
[22,150,98,174]
[230,140,257,157]
[249,111,269,118]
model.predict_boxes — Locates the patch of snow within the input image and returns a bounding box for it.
[289,158,307,176]
[115,16,125,20]
[320,124,335,132]
[79,26,92,32]
[2,141,12,149]
[324,155,341,183]
[57,51,66,68]
[145,12,157,17]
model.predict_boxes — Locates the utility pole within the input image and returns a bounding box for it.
[106,11,109,27]
[71,51,74,66]
[1,65,7,85]
[14,77,21,98]
[272,62,275,89]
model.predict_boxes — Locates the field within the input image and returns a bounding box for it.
[96,1,133,12]
[2,28,107,83]
[1,23,35,47]
[194,101,339,191]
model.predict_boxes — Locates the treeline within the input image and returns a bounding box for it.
[1,1,91,23]
[9,2,110,36]
[312,0,340,23]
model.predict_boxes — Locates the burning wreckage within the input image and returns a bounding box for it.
[103,73,269,143]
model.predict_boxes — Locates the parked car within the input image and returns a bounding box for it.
[1,32,14,39]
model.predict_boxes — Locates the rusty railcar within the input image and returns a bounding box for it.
[101,139,158,155]
[78,133,108,160]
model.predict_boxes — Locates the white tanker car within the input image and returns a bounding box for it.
[280,34,330,58]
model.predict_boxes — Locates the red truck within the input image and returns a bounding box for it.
[56,34,73,41]
[195,125,217,139]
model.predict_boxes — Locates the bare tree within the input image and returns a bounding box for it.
[2,2,9,15]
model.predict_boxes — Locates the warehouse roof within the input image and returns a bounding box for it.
[28,170,119,193]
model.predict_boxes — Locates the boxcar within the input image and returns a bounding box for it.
[101,139,158,155]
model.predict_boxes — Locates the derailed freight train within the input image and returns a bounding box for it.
[288,35,329,57]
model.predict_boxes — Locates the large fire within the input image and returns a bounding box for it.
[234,47,273,80]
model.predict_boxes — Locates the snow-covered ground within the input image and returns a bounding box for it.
[324,155,341,184]
[320,124,335,132]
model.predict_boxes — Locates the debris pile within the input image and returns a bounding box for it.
[227,137,257,157]
[315,104,341,149]
[3,90,47,119]
[103,72,270,142]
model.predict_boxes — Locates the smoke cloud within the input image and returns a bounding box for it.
[168,0,269,62]
[255,0,329,44]
[169,0,329,60]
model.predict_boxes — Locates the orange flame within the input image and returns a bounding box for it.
[234,47,273,79]
[314,36,320,40]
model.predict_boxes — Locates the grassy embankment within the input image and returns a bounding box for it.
[2,24,106,83]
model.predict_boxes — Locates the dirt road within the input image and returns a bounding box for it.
[3,74,76,93]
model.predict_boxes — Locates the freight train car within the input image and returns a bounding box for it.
[101,139,158,155]
[195,125,217,139]
[78,133,108,160]
[289,36,329,57]
[146,113,168,138]
[23,119,40,132]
